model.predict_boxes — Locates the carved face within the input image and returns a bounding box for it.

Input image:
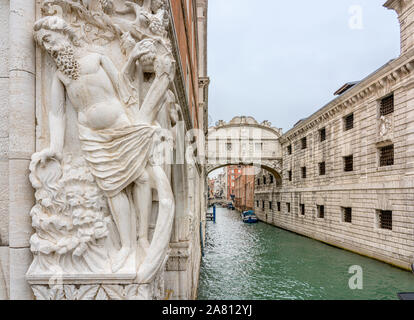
[37,30,72,56]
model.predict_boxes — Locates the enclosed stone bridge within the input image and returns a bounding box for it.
[206,116,283,181]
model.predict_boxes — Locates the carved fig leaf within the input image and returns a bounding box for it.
[95,287,109,300]
[101,285,124,300]
[32,285,51,300]
[76,285,100,300]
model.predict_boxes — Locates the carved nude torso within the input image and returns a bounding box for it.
[61,52,131,130]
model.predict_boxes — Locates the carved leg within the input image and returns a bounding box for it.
[108,191,133,273]
[133,169,152,256]
[136,165,175,283]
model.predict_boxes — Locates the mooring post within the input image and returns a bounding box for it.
[213,205,216,223]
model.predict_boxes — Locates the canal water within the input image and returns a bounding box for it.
[197,207,414,300]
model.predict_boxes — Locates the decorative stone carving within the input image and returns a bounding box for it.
[379,115,393,139]
[27,0,179,299]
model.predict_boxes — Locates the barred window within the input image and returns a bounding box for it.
[317,205,325,219]
[344,113,354,131]
[287,145,292,155]
[263,176,267,185]
[262,201,265,209]
[287,203,291,213]
[226,143,232,151]
[344,155,353,172]
[269,201,272,210]
[379,210,392,230]
[379,145,394,167]
[277,202,281,212]
[270,175,274,184]
[301,167,307,179]
[343,207,352,223]
[288,170,292,181]
[300,204,305,216]
[257,179,260,186]
[319,162,326,176]
[320,128,326,142]
[380,95,394,116]
[301,137,307,149]
[256,201,259,207]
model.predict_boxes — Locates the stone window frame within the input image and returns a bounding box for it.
[287,144,292,155]
[375,209,393,232]
[300,203,305,216]
[319,162,326,176]
[378,93,394,118]
[378,144,395,168]
[343,112,354,131]
[343,155,354,172]
[341,207,352,224]
[277,202,281,212]
[317,205,325,219]
[319,127,326,142]
[288,170,292,182]
[269,175,274,184]
[286,202,291,213]
[269,201,273,210]
[301,166,307,179]
[301,136,307,150]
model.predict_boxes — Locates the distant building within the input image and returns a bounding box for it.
[226,165,242,200]
[234,166,255,212]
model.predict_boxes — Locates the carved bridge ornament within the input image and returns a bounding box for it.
[27,0,181,300]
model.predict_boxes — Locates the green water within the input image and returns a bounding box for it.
[197,207,414,300]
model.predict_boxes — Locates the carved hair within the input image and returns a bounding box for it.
[33,16,79,47]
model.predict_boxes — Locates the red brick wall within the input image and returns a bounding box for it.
[170,0,199,129]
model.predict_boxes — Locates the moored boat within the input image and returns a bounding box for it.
[241,210,258,224]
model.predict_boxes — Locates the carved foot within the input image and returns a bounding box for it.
[111,247,131,273]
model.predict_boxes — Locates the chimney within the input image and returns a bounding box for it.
[384,0,414,55]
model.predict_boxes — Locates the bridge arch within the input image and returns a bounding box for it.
[206,116,283,183]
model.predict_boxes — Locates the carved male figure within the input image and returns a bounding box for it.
[33,15,175,280]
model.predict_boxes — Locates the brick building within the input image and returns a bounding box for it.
[226,165,242,201]
[234,166,255,212]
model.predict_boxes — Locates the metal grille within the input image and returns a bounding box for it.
[287,203,291,213]
[300,204,305,215]
[380,95,394,116]
[302,167,307,179]
[379,210,392,230]
[277,202,281,211]
[318,205,325,219]
[343,207,352,223]
[344,113,354,131]
[319,162,326,176]
[320,128,326,142]
[301,137,307,149]
[379,145,394,167]
[287,145,292,155]
[344,155,353,172]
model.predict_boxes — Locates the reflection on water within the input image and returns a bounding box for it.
[197,207,414,300]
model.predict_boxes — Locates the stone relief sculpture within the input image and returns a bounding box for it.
[27,0,178,299]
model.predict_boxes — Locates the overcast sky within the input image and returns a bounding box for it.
[207,0,400,132]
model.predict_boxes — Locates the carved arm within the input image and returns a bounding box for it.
[48,74,66,156]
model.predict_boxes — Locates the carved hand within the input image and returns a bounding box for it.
[35,148,63,166]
